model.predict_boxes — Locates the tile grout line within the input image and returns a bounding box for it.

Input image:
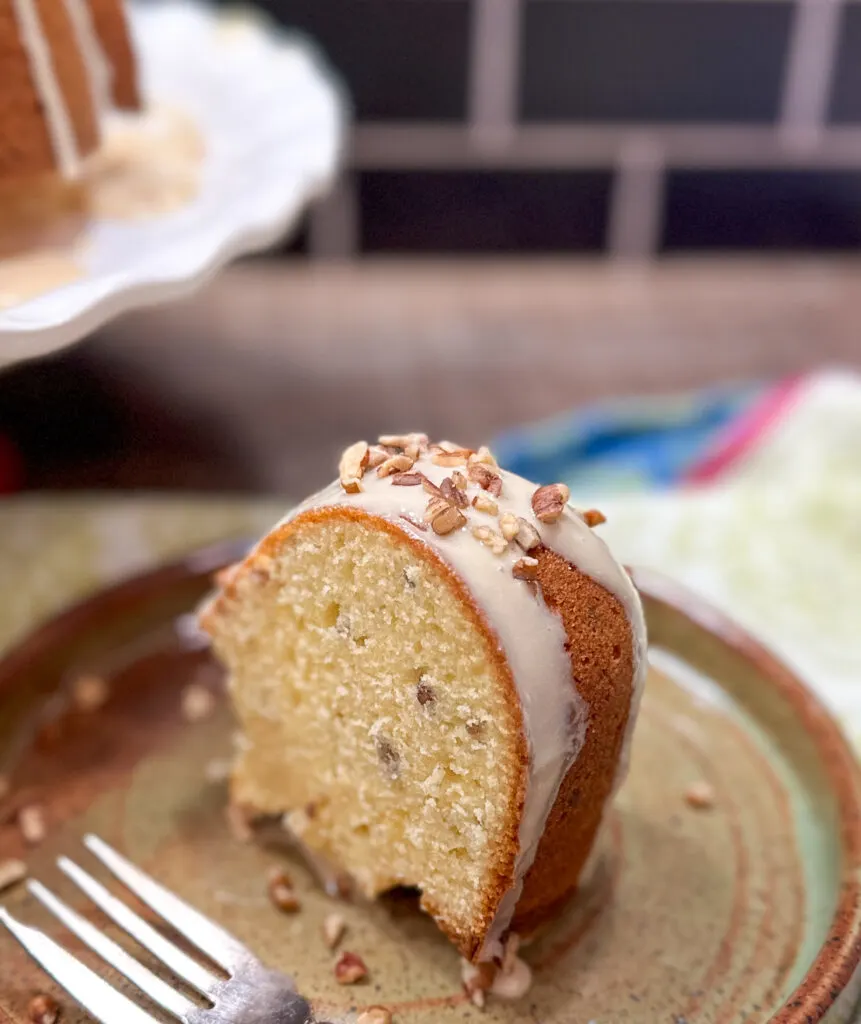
[469,0,523,147]
[780,0,845,146]
[607,137,666,260]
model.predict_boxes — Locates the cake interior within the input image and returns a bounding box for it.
[208,511,526,952]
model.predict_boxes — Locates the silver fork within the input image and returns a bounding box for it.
[0,834,316,1024]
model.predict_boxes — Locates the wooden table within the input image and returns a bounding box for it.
[6,258,861,493]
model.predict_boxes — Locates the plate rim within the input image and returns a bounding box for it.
[1,548,859,1022]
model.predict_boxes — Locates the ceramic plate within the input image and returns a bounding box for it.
[0,0,343,367]
[1,546,860,1023]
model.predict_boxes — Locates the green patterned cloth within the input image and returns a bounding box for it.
[3,371,859,750]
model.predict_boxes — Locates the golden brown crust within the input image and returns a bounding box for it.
[85,0,140,110]
[512,545,635,934]
[203,505,530,962]
[0,0,100,180]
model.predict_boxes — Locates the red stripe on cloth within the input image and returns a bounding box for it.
[685,375,807,485]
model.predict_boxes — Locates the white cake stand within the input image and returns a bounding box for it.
[0,0,344,368]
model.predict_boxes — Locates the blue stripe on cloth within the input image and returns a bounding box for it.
[492,382,765,493]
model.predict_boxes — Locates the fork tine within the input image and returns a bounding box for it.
[84,833,250,969]
[59,856,219,997]
[0,906,159,1024]
[28,879,198,1021]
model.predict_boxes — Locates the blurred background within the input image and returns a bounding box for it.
[2,0,861,498]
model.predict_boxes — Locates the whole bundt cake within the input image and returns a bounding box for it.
[201,435,647,962]
[0,0,140,255]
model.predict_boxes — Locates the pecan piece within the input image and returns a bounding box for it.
[471,492,498,515]
[377,454,415,477]
[424,496,467,535]
[532,483,570,523]
[583,508,607,527]
[390,472,423,486]
[514,517,541,551]
[512,556,539,581]
[499,511,519,541]
[440,476,468,508]
[334,951,368,984]
[339,441,369,493]
[472,525,508,555]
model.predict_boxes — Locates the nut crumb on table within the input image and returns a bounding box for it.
[0,858,26,892]
[684,780,716,810]
[18,804,46,845]
[27,994,60,1024]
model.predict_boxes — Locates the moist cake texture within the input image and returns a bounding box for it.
[201,436,647,961]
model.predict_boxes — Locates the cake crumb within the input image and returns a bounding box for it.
[182,683,215,722]
[461,959,495,1007]
[27,994,60,1024]
[0,859,26,892]
[684,780,716,810]
[267,868,301,913]
[19,805,46,845]
[357,1008,393,1024]
[71,673,109,712]
[334,950,368,984]
[322,911,347,949]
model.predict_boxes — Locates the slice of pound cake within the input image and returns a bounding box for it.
[201,436,647,962]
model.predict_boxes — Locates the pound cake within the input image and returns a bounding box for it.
[0,0,140,256]
[201,436,647,962]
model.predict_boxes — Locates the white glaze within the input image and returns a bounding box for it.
[64,0,112,117]
[279,447,648,959]
[12,0,83,177]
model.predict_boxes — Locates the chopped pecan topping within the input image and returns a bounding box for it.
[366,445,390,469]
[378,432,428,450]
[512,556,539,581]
[583,508,607,527]
[514,517,541,551]
[334,951,368,984]
[339,441,369,493]
[390,472,423,486]
[471,525,508,555]
[467,462,501,492]
[440,476,468,508]
[468,445,498,468]
[377,454,415,477]
[424,496,467,535]
[431,449,472,467]
[421,475,444,499]
[532,483,570,523]
[471,492,498,515]
[451,470,468,491]
[498,511,519,541]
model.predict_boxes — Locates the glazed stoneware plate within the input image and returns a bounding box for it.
[1,544,860,1023]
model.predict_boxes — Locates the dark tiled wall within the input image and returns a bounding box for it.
[520,2,792,123]
[211,0,861,254]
